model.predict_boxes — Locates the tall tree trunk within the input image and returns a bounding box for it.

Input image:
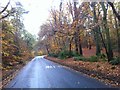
[78,36,83,55]
[99,26,109,59]
[69,40,72,57]
[69,37,73,56]
[91,2,101,55]
[93,27,101,55]
[105,27,113,61]
[114,16,120,56]
[74,1,79,54]
[100,2,113,61]
[74,32,79,54]
[45,44,49,54]
[96,27,101,55]
[73,0,82,55]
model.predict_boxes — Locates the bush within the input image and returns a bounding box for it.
[58,50,70,59]
[74,56,99,62]
[58,50,79,59]
[89,56,98,62]
[98,53,107,61]
[109,57,120,65]
[48,50,80,59]
[98,53,106,58]
[74,56,88,61]
[70,51,80,57]
[48,53,58,57]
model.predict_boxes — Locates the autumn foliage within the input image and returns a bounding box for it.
[1,1,36,83]
[37,1,120,64]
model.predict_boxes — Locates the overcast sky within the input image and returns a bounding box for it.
[21,0,60,36]
[1,0,60,36]
[21,0,61,37]
[1,0,119,36]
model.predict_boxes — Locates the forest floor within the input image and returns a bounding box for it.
[45,47,120,87]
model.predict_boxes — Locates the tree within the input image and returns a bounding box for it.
[37,0,119,62]
[22,30,36,50]
[0,0,15,20]
[1,1,35,69]
[108,2,120,21]
[91,2,101,55]
[100,2,113,61]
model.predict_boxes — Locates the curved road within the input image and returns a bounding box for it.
[6,56,111,88]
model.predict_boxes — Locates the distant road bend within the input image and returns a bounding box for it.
[6,56,111,88]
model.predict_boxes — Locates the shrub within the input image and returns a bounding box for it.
[48,50,80,59]
[48,53,58,57]
[70,51,80,57]
[98,53,107,61]
[58,50,70,59]
[58,50,79,59]
[89,56,98,62]
[74,56,88,61]
[58,51,66,59]
[98,53,106,58]
[109,57,120,65]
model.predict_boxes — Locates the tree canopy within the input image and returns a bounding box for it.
[37,1,120,63]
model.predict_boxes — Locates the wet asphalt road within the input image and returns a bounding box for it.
[6,56,110,88]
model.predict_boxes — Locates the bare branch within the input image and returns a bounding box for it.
[0,10,15,20]
[0,0,10,14]
[108,2,120,21]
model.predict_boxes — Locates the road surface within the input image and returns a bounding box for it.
[6,56,111,88]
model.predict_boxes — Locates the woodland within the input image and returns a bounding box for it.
[37,1,120,64]
[0,0,120,87]
[0,1,36,87]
